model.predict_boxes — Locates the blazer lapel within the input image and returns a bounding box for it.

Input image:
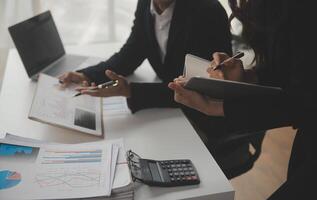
[144,1,163,65]
[164,0,187,64]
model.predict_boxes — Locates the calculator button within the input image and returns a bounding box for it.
[171,178,175,182]
[189,167,193,170]
[183,167,188,171]
[178,168,182,171]
[176,164,181,167]
[176,177,181,181]
[181,164,186,167]
[191,176,198,180]
[180,172,184,176]
[166,165,171,168]
[169,173,173,177]
[174,172,179,176]
[186,177,192,181]
[171,164,176,168]
[185,172,190,175]
[168,169,172,172]
[182,177,186,181]
[169,161,174,164]
[190,171,195,175]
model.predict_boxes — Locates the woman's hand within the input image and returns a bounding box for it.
[58,71,90,87]
[207,52,245,82]
[168,76,224,116]
[76,70,131,97]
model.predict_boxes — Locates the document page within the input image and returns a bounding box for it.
[0,130,6,139]
[0,135,117,199]
[29,74,103,136]
[184,54,211,79]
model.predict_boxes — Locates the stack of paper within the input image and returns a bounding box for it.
[0,133,134,200]
[80,138,134,200]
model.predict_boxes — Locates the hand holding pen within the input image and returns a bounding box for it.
[212,51,244,71]
[207,52,245,82]
[73,80,119,97]
[74,70,131,98]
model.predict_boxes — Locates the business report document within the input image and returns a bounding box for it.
[0,134,117,199]
[0,133,133,200]
[29,74,104,136]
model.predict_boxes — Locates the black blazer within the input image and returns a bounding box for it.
[80,0,232,112]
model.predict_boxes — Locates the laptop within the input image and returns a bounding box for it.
[8,10,89,80]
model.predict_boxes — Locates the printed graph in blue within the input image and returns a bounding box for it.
[0,143,39,157]
[0,170,22,190]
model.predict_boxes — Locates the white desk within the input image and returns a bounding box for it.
[0,44,234,200]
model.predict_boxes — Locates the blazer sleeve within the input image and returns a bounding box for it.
[79,0,147,84]
[223,2,317,134]
[127,82,179,113]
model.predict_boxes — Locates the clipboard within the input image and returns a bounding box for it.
[183,54,282,99]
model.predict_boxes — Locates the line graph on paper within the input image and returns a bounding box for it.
[34,168,102,189]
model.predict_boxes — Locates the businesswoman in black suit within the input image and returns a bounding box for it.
[169,0,316,198]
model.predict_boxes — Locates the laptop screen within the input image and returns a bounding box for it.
[8,11,65,78]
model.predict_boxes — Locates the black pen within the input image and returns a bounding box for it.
[212,52,244,71]
[73,80,119,97]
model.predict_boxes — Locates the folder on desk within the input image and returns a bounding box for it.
[29,74,104,136]
[184,54,282,99]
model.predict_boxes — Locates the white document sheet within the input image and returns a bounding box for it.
[29,74,104,136]
[111,140,133,191]
[0,130,6,139]
[103,96,131,116]
[0,136,116,200]
[79,138,133,191]
[184,54,211,79]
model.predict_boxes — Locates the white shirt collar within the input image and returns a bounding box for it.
[150,0,176,18]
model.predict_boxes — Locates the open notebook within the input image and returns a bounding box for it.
[183,54,282,99]
[29,74,104,136]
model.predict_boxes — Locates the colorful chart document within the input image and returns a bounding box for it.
[0,134,118,200]
[29,74,104,136]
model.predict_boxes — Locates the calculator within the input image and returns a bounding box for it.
[139,158,200,187]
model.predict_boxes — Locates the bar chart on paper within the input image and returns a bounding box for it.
[40,149,103,164]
